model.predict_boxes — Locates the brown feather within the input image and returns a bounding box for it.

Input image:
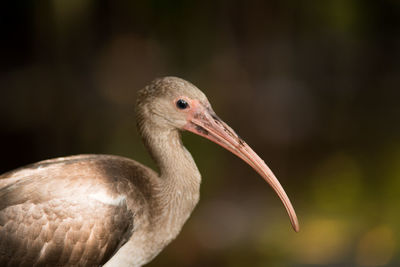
[0,155,151,266]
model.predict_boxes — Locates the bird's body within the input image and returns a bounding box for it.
[0,77,298,266]
[0,153,199,266]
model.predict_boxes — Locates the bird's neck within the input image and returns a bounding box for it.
[140,125,201,230]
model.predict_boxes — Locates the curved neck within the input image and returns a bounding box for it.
[139,123,201,227]
[141,126,200,179]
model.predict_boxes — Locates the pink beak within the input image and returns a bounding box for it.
[183,103,299,232]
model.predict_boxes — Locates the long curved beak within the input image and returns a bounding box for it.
[183,104,299,232]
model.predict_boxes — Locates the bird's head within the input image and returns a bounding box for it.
[136,76,210,130]
[136,76,299,232]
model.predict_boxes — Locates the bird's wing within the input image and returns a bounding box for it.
[0,155,154,266]
[0,193,133,266]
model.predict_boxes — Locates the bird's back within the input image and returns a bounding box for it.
[0,154,157,266]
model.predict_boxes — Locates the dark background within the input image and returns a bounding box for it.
[1,1,400,266]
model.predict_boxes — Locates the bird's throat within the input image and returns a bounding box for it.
[140,126,201,230]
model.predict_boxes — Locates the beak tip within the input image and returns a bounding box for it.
[292,221,300,233]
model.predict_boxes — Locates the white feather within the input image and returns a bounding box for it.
[89,192,126,206]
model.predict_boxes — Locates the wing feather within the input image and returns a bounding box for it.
[0,154,156,266]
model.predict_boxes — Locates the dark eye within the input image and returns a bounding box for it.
[176,99,189,109]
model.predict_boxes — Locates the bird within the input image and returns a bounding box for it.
[0,77,299,267]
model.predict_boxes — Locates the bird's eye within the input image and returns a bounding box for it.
[176,99,189,110]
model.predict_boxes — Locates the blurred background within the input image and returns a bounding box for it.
[1,1,400,266]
